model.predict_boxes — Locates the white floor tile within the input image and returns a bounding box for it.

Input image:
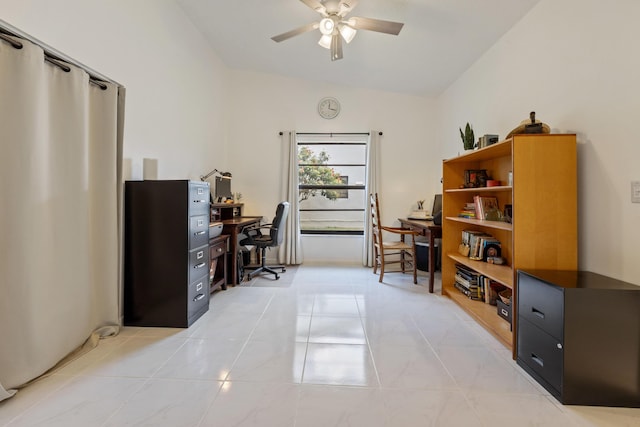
[103,378,220,427]
[198,382,299,427]
[303,343,378,386]
[308,316,367,344]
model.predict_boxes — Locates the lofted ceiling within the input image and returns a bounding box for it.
[176,0,540,97]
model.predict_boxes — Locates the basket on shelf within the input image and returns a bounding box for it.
[498,289,512,305]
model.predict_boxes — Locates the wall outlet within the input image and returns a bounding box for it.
[632,181,640,203]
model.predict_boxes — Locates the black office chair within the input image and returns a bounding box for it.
[240,201,290,280]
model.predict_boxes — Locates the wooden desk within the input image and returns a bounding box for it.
[398,218,442,293]
[222,216,262,285]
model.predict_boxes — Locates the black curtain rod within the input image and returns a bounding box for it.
[0,26,111,90]
[279,131,383,136]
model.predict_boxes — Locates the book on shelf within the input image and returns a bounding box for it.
[469,232,492,260]
[475,236,501,260]
[454,273,477,289]
[458,202,476,218]
[473,195,499,221]
[459,229,482,256]
[458,210,476,219]
[478,275,501,304]
[455,263,479,277]
[453,281,483,300]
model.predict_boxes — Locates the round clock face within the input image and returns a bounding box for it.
[318,97,340,119]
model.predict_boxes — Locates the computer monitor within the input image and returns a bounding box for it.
[431,194,442,216]
[215,176,232,201]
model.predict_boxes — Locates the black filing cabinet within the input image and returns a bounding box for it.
[124,180,210,327]
[517,270,640,407]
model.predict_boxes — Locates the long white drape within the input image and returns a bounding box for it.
[363,131,381,266]
[280,131,302,264]
[0,37,121,400]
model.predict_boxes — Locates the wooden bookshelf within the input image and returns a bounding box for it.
[441,134,577,357]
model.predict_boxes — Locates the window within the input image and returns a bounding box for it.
[297,134,368,235]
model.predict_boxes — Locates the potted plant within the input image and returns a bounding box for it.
[459,122,475,151]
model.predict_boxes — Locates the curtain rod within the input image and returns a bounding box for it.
[279,132,383,136]
[0,20,121,89]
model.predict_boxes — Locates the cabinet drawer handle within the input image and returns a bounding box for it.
[500,308,509,317]
[531,353,544,367]
[197,250,204,259]
[194,262,206,269]
[532,307,545,319]
[193,199,207,204]
[193,293,205,302]
[194,231,206,236]
[216,247,223,253]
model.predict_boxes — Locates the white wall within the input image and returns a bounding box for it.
[0,0,229,182]
[437,0,640,283]
[226,70,439,263]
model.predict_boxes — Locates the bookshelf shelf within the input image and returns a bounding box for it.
[445,186,512,193]
[443,283,513,348]
[445,216,513,231]
[441,134,577,358]
[447,252,513,287]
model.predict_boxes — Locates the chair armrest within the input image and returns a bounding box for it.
[381,226,420,236]
[241,223,277,237]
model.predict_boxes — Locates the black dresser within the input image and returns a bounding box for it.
[517,269,640,407]
[124,180,210,327]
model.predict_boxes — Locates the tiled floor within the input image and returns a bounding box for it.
[2,264,640,426]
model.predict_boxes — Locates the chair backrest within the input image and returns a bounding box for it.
[270,201,290,246]
[370,193,383,247]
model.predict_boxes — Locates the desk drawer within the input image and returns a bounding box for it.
[518,272,564,340]
[210,239,227,258]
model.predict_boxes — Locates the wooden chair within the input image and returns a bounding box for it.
[370,193,419,284]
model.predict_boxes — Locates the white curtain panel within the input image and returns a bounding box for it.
[363,131,381,267]
[0,37,120,400]
[279,131,302,264]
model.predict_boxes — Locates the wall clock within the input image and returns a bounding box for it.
[318,97,340,119]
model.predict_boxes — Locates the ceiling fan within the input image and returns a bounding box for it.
[271,0,404,61]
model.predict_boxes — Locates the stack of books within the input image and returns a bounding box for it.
[458,202,476,219]
[454,263,482,300]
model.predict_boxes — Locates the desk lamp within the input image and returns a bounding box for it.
[200,169,232,181]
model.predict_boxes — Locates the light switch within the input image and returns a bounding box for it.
[632,181,640,203]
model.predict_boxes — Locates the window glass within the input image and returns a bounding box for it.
[297,135,367,235]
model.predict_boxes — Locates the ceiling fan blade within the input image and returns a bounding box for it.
[271,22,319,43]
[331,34,343,61]
[349,16,404,35]
[299,0,327,16]
[338,0,359,17]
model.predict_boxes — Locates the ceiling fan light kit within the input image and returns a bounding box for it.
[272,0,404,61]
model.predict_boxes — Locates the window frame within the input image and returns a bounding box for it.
[297,134,368,236]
